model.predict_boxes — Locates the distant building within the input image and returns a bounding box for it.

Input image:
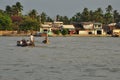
[93,23,104,35]
[40,24,51,32]
[74,22,105,35]
[52,21,63,28]
[81,22,94,30]
[73,22,93,34]
[61,25,76,34]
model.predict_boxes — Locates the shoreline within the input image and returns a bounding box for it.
[0,34,112,37]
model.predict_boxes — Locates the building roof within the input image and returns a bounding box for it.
[81,22,93,25]
[41,24,51,28]
[62,25,75,29]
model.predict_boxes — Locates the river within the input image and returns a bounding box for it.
[0,36,120,80]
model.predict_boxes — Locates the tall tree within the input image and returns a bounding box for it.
[74,12,81,22]
[105,5,114,24]
[81,8,90,21]
[62,16,70,24]
[93,8,103,23]
[0,12,12,30]
[28,9,38,19]
[113,10,120,23]
[56,14,60,21]
[40,12,47,24]
[106,5,113,13]
[46,16,53,22]
[15,2,23,15]
[5,5,12,16]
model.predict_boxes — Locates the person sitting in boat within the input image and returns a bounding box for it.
[20,40,23,45]
[21,39,27,46]
[26,40,31,46]
[17,41,21,46]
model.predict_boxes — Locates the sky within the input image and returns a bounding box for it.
[0,0,120,18]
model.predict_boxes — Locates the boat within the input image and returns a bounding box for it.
[17,39,33,47]
[111,34,119,37]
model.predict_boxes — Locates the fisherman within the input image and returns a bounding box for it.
[42,33,49,44]
[30,33,35,46]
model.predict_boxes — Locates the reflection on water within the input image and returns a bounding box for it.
[0,37,120,80]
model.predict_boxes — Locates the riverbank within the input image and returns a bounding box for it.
[0,34,112,37]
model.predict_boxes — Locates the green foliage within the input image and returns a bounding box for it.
[41,12,47,24]
[20,17,40,31]
[5,2,23,16]
[1,2,120,32]
[0,12,12,30]
[55,14,70,24]
[54,30,61,35]
[61,28,69,35]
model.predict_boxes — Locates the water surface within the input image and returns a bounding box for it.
[0,36,120,80]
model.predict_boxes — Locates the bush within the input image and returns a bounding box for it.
[53,30,61,35]
[61,28,68,35]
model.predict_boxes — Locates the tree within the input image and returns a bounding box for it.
[70,12,81,22]
[5,5,12,16]
[11,16,22,30]
[62,16,70,24]
[40,12,47,24]
[106,5,113,13]
[15,2,23,15]
[28,9,38,19]
[20,17,40,33]
[5,2,23,16]
[46,16,53,22]
[113,10,120,23]
[92,8,104,23]
[0,12,12,30]
[104,13,113,24]
[81,8,90,22]
[56,14,60,21]
[105,5,113,24]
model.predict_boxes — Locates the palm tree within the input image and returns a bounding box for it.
[113,10,120,23]
[93,8,103,23]
[5,5,12,16]
[12,5,18,15]
[11,2,23,16]
[106,5,113,13]
[81,8,90,21]
[56,14,60,21]
[105,5,114,24]
[74,12,81,22]
[15,2,23,15]
[28,9,38,19]
[40,12,47,24]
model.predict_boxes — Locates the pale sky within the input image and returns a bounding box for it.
[0,0,120,18]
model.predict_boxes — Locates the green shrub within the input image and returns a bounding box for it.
[61,28,68,35]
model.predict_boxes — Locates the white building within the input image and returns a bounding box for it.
[93,23,105,35]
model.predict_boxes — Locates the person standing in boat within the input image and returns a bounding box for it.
[30,33,35,46]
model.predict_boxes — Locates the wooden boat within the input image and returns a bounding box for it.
[111,34,119,37]
[17,39,33,47]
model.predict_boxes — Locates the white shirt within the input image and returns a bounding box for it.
[30,35,34,42]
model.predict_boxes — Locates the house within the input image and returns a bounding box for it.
[75,22,105,35]
[40,24,51,32]
[104,23,116,34]
[81,22,94,30]
[73,22,94,34]
[39,24,53,36]
[52,21,63,28]
[93,23,105,35]
[112,29,120,36]
[61,25,76,34]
